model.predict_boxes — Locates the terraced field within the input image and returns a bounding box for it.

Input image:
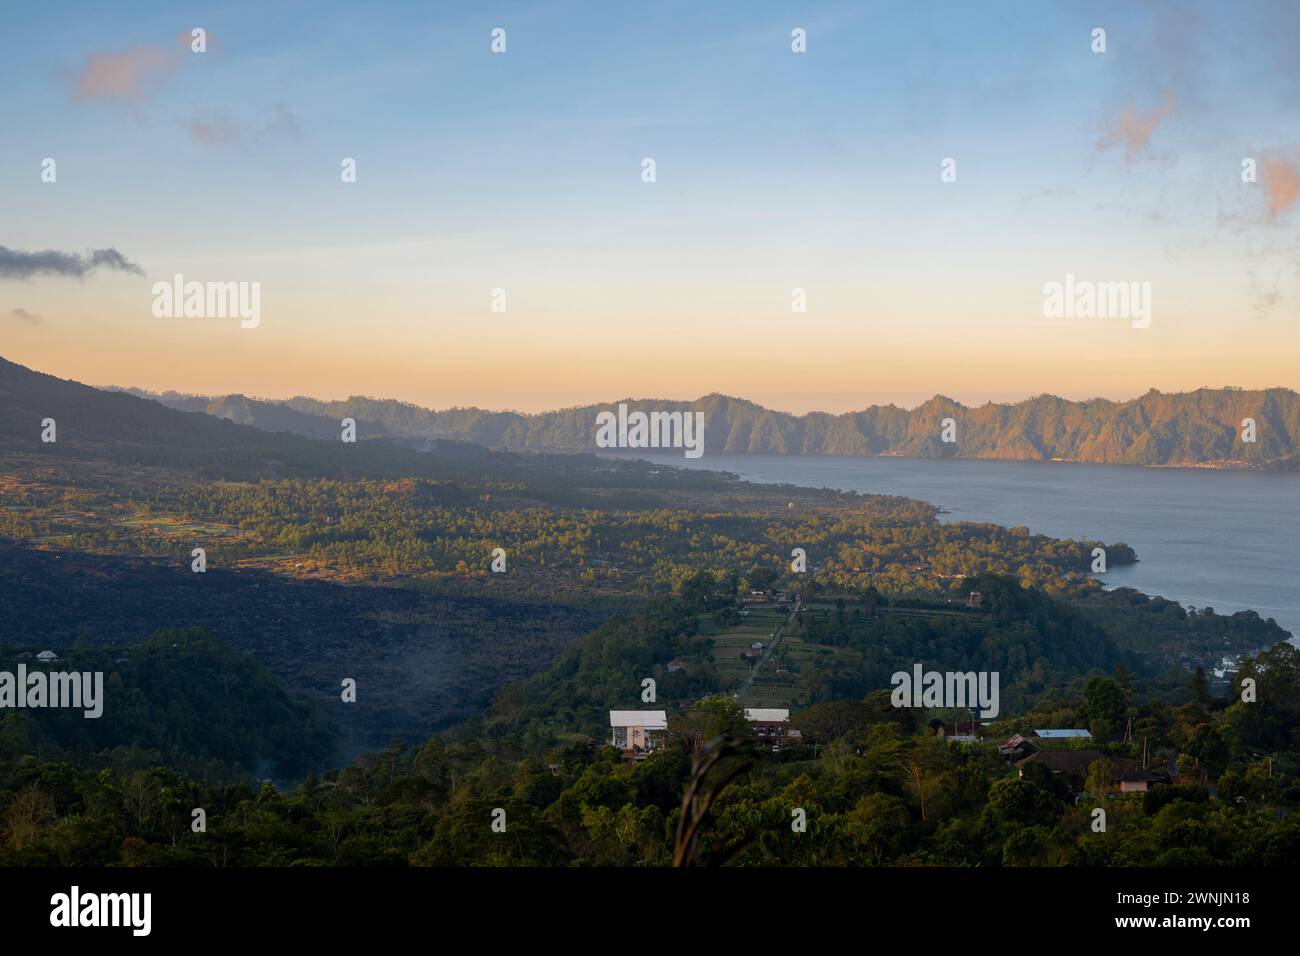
[745,614,834,710]
[705,608,796,706]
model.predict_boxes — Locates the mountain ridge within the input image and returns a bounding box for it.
[106,375,1300,469]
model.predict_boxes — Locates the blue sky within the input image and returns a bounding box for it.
[2,1,1297,412]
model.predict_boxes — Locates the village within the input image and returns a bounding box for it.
[607,706,1174,798]
[604,589,1180,800]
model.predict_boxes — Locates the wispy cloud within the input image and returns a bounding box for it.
[8,307,41,324]
[1252,281,1282,314]
[185,113,241,144]
[182,105,301,145]
[71,46,177,104]
[0,245,145,280]
[1099,89,1177,161]
[1259,153,1300,221]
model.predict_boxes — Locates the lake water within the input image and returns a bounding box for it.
[626,453,1299,642]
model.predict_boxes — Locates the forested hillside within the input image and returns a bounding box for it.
[2,358,1296,870]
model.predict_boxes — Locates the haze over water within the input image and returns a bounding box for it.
[629,453,1300,643]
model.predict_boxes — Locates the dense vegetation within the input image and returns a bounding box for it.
[0,542,607,757]
[0,628,333,781]
[2,595,1296,867]
[2,464,1132,599]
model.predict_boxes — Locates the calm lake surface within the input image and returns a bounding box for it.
[624,453,1299,642]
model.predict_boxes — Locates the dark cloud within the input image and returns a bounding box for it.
[9,307,41,324]
[0,245,145,280]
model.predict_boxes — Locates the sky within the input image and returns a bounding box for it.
[1,0,1298,414]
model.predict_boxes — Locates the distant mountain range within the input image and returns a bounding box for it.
[112,380,1300,469]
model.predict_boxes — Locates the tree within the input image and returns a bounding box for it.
[846,792,910,863]
[4,785,56,850]
[1002,825,1053,866]
[1085,759,1115,798]
[1180,723,1229,779]
[897,735,946,823]
[1082,676,1128,737]
[1190,665,1212,706]
[796,700,875,745]
[986,778,1058,829]
[668,696,751,758]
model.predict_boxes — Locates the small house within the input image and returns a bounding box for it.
[1015,749,1107,788]
[1114,761,1164,793]
[999,734,1039,761]
[932,719,983,739]
[1015,749,1166,794]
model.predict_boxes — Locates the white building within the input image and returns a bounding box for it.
[609,710,668,759]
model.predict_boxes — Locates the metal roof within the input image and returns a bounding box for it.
[1033,729,1092,738]
[609,710,667,729]
[745,708,790,722]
